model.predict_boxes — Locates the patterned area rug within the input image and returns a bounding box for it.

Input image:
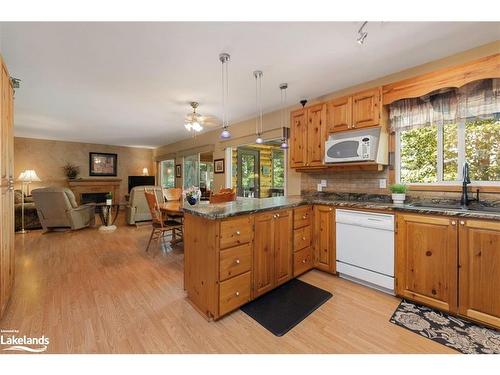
[390,300,500,354]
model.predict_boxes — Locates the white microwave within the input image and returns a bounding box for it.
[325,135,376,163]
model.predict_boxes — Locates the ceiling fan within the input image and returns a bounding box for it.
[184,102,219,133]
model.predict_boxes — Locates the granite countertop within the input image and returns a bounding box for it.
[182,194,500,221]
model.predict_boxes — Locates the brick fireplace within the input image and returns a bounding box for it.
[68,178,122,205]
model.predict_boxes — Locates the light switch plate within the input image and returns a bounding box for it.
[320,179,327,187]
[379,179,387,189]
[317,183,323,192]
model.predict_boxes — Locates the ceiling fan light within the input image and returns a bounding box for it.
[192,122,203,132]
[184,123,192,131]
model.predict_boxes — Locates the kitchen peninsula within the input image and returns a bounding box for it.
[183,195,500,328]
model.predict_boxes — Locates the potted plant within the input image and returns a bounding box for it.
[62,162,80,179]
[389,183,407,205]
[106,192,113,205]
[184,186,201,206]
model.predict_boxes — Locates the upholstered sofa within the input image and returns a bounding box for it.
[126,185,164,225]
[14,189,42,232]
[31,187,95,232]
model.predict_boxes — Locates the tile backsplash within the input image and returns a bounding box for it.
[300,169,500,204]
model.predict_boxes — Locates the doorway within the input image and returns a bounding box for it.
[237,148,260,197]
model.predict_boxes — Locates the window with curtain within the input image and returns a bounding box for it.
[390,78,500,184]
[160,159,175,188]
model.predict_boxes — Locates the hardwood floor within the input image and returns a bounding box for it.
[0,214,454,354]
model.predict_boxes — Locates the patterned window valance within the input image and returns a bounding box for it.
[390,78,500,132]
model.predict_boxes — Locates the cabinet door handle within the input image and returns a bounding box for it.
[302,259,307,263]
[460,221,465,225]
[235,291,240,297]
[451,221,456,226]
[302,236,306,241]
[235,230,241,235]
[235,259,240,264]
[302,215,307,219]
[275,213,280,218]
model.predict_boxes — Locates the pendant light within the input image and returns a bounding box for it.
[253,70,264,144]
[279,83,289,149]
[219,53,231,139]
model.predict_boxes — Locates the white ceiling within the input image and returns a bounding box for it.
[1,22,499,148]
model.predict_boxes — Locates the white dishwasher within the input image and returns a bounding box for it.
[336,209,395,294]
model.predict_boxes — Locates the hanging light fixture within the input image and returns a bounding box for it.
[357,21,368,45]
[254,70,264,144]
[279,83,289,149]
[219,53,231,139]
[184,102,203,133]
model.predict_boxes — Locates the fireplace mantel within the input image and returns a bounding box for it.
[68,178,122,205]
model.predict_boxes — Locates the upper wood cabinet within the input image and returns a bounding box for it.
[326,87,382,133]
[290,104,327,168]
[396,214,458,313]
[253,209,293,297]
[290,109,307,168]
[313,205,336,273]
[352,87,381,129]
[306,104,327,167]
[459,219,500,328]
[327,96,351,133]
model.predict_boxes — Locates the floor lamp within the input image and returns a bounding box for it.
[17,169,41,234]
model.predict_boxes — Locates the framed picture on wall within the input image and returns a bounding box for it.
[89,152,117,176]
[175,164,182,178]
[214,158,225,174]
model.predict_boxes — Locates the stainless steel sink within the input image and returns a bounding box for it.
[409,202,465,210]
[409,202,500,213]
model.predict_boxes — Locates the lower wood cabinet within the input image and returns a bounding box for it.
[294,247,314,276]
[396,214,458,312]
[219,271,252,316]
[313,205,336,273]
[459,219,500,328]
[254,209,293,298]
[396,213,500,329]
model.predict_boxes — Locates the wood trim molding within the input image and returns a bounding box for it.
[383,53,500,105]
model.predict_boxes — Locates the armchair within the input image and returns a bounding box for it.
[31,187,95,232]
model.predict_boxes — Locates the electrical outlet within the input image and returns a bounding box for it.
[320,179,327,187]
[317,183,323,192]
[379,179,387,189]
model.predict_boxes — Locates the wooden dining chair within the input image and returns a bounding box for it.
[163,187,182,202]
[144,188,183,252]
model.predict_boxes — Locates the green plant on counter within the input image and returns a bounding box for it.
[389,183,408,194]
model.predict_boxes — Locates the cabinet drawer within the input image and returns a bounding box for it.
[219,243,252,281]
[294,225,311,252]
[293,206,312,229]
[294,247,314,277]
[220,216,253,249]
[219,271,252,316]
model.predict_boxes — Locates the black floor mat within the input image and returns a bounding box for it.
[241,278,332,336]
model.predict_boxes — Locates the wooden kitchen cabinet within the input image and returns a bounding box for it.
[290,109,307,168]
[395,214,458,313]
[327,96,352,133]
[459,219,500,328]
[254,209,293,297]
[306,103,327,167]
[313,205,336,273]
[293,206,313,276]
[289,104,327,169]
[352,87,381,129]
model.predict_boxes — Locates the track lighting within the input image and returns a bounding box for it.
[357,21,368,45]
